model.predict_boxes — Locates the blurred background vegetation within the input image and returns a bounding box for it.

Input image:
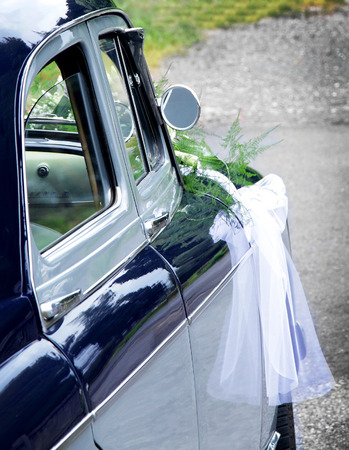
[112,0,346,67]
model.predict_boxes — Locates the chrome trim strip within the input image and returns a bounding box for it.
[19,9,131,134]
[188,247,253,324]
[23,9,130,76]
[51,412,94,449]
[41,211,142,268]
[41,239,148,331]
[93,319,188,417]
[83,239,147,296]
[265,431,281,450]
[42,186,122,260]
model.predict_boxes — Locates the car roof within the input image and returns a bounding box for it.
[0,0,117,45]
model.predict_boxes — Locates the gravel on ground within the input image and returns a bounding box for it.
[159,7,349,129]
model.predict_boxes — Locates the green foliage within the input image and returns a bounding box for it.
[154,77,275,207]
[221,115,277,186]
[172,116,276,208]
[113,0,345,68]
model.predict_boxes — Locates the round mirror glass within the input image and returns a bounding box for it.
[115,101,134,142]
[160,85,200,131]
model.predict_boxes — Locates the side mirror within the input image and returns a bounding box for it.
[160,85,200,131]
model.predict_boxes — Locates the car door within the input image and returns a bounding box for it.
[21,12,198,449]
[152,190,273,449]
[86,15,197,448]
[88,17,182,242]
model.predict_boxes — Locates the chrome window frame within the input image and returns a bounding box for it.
[95,26,171,190]
[18,10,148,330]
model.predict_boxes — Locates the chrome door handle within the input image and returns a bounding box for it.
[144,212,169,239]
[41,289,82,321]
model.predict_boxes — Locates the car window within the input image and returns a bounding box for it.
[100,38,148,183]
[25,52,113,251]
[99,35,165,179]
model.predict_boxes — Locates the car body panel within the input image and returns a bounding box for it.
[151,192,250,315]
[46,245,196,447]
[189,251,263,449]
[0,337,87,449]
[92,325,198,449]
[152,194,267,448]
[88,17,183,241]
[20,18,149,331]
[46,246,187,407]
[0,295,38,366]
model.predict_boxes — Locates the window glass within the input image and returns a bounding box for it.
[100,38,147,182]
[25,54,112,251]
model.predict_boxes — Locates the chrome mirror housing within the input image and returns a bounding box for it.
[160,85,200,131]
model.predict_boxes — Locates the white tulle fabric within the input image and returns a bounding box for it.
[208,174,334,405]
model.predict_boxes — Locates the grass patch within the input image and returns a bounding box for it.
[112,0,346,67]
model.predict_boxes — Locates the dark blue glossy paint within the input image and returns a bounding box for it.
[0,338,87,449]
[0,296,38,366]
[0,37,27,301]
[152,192,249,315]
[47,246,186,409]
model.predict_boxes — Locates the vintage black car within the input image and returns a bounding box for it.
[0,1,295,449]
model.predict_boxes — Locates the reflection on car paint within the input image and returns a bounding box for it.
[190,251,263,449]
[0,339,86,449]
[152,192,250,315]
[153,193,264,448]
[92,327,198,449]
[0,296,38,366]
[47,246,186,408]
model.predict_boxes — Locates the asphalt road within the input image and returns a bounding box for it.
[158,7,349,449]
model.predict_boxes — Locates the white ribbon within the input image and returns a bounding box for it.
[208,174,333,405]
